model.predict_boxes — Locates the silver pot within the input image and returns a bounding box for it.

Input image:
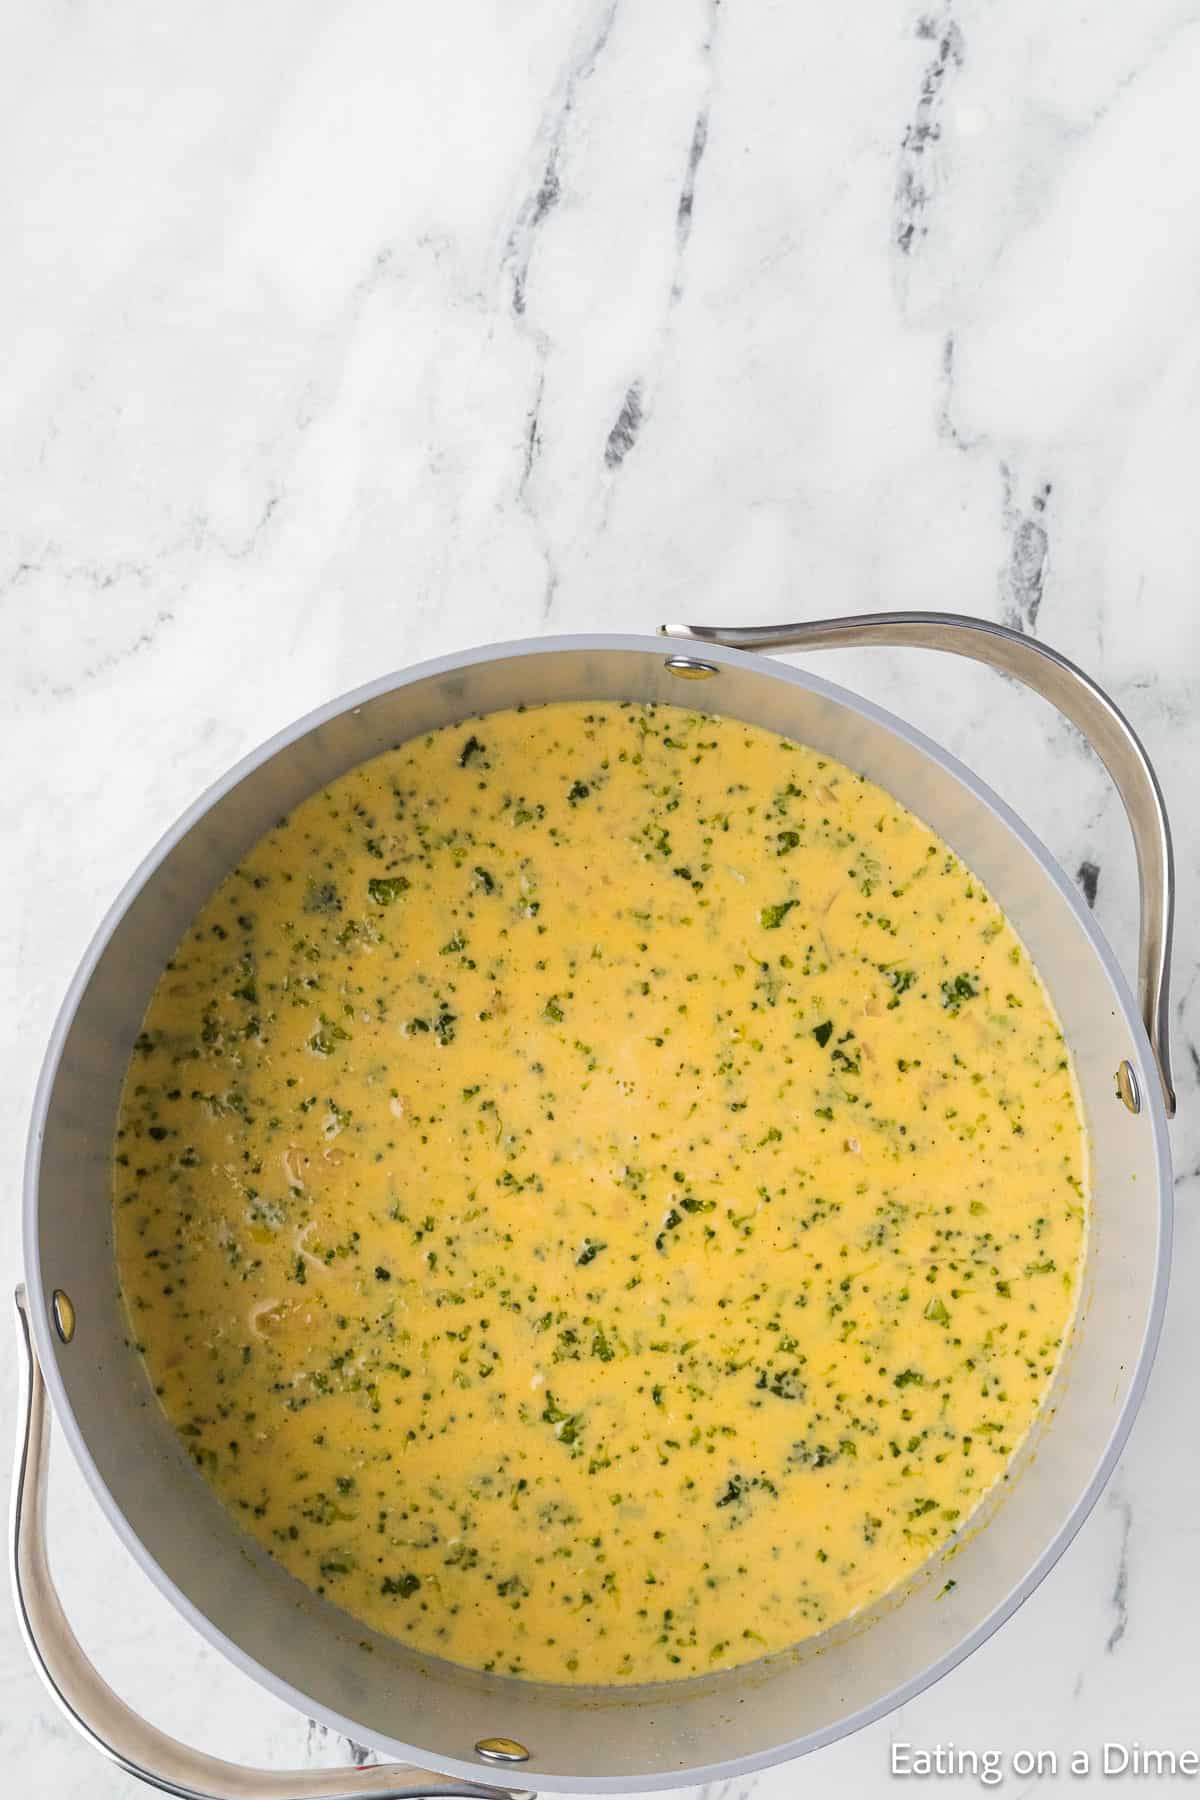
[13,613,1175,1800]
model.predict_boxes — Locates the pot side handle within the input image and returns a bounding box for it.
[659,610,1175,1116]
[10,1289,529,1800]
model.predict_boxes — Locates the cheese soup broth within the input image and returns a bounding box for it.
[114,700,1086,1684]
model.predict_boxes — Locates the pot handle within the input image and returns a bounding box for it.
[10,1288,528,1800]
[659,610,1175,1116]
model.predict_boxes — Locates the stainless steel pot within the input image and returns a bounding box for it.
[13,613,1175,1800]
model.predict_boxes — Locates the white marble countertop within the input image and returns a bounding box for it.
[2,4,1198,1795]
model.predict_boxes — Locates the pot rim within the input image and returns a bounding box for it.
[21,631,1174,1792]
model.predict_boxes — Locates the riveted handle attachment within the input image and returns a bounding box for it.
[10,1288,525,1800]
[660,611,1175,1115]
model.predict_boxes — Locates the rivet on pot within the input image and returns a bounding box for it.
[1115,1061,1141,1115]
[51,1290,76,1344]
[663,655,718,681]
[475,1738,530,1765]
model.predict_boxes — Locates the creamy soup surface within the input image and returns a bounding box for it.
[114,701,1086,1684]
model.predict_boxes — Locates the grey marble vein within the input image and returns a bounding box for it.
[936,332,986,453]
[595,0,723,486]
[1106,1493,1133,1654]
[894,8,965,260]
[669,0,721,300]
[999,468,1052,635]
[604,380,645,468]
[1076,860,1101,907]
[499,3,622,622]
[502,2,619,319]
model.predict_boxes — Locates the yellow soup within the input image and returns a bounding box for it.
[114,700,1086,1684]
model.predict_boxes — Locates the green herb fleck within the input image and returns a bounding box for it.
[940,972,980,1012]
[541,1393,582,1445]
[761,900,798,930]
[381,1572,421,1598]
[368,876,410,905]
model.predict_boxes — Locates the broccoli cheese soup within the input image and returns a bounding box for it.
[114,700,1086,1685]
